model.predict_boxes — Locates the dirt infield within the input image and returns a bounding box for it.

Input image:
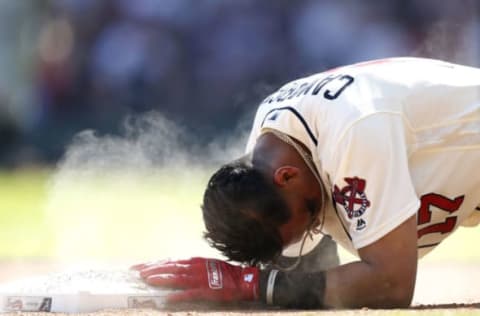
[2,306,480,316]
[0,260,478,315]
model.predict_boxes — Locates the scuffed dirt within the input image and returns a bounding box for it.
[0,260,478,315]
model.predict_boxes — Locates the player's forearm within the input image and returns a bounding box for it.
[324,260,414,309]
[324,216,418,309]
[260,260,414,309]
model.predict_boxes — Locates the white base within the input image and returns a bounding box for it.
[0,268,174,313]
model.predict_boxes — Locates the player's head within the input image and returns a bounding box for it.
[202,134,324,264]
[202,157,290,264]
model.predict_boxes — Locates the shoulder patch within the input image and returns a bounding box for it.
[333,177,371,219]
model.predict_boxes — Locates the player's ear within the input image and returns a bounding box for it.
[273,166,300,187]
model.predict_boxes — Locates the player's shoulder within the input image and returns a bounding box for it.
[261,57,475,100]
[256,57,425,109]
[342,57,480,84]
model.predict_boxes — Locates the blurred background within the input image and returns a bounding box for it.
[0,0,479,285]
[1,0,479,166]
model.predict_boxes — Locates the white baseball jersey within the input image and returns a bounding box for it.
[246,57,480,258]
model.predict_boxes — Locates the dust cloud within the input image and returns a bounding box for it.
[43,111,251,266]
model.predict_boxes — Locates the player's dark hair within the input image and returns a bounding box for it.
[202,159,291,265]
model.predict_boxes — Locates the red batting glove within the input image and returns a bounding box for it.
[132,258,259,303]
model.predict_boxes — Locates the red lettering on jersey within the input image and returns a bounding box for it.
[418,217,457,239]
[417,193,465,239]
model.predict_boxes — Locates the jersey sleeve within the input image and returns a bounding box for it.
[329,113,420,249]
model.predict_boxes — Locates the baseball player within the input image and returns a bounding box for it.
[134,57,480,309]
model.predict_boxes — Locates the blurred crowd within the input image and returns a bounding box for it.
[0,0,478,166]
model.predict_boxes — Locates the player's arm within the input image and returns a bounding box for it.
[132,216,416,309]
[324,113,418,307]
[264,214,417,308]
[325,214,417,308]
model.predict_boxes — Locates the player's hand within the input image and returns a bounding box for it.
[131,257,259,303]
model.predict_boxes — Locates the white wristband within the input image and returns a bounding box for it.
[266,269,279,305]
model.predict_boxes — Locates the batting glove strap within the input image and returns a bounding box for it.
[259,269,327,309]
